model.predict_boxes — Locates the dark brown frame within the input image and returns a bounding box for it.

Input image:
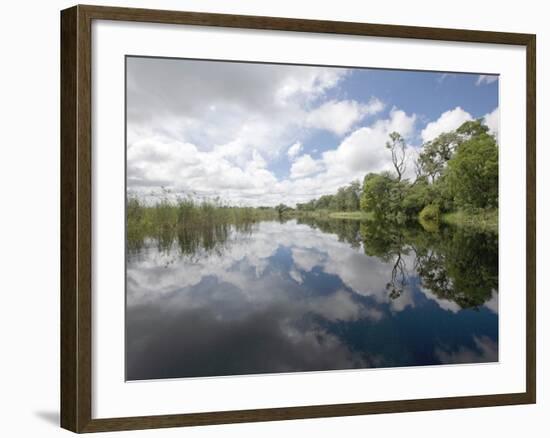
[61,4,536,433]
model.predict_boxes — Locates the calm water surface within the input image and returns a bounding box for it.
[126,218,498,380]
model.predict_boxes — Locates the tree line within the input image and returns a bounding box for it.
[296,180,362,212]
[296,119,498,224]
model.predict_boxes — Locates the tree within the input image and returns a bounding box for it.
[417,132,459,183]
[333,187,347,211]
[386,132,407,181]
[275,203,290,218]
[360,172,395,220]
[445,131,498,210]
[417,119,490,184]
[294,119,497,221]
[340,181,361,211]
[349,180,362,197]
[315,194,333,210]
[296,199,316,212]
[456,119,490,139]
[401,176,434,216]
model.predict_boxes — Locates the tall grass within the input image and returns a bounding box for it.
[127,195,278,255]
[441,209,498,234]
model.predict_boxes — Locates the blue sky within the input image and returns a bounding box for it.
[345,69,497,124]
[126,57,498,206]
[269,68,498,180]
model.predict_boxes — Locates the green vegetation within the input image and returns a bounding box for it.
[291,119,498,231]
[296,180,362,213]
[128,119,498,249]
[442,210,498,233]
[419,204,440,223]
[127,194,278,254]
[125,121,499,314]
[292,210,372,220]
[360,119,498,227]
[328,211,373,220]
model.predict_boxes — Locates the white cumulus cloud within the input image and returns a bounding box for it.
[421,106,473,142]
[483,107,499,139]
[287,142,303,160]
[127,57,350,161]
[323,108,417,174]
[306,98,385,136]
[290,154,324,179]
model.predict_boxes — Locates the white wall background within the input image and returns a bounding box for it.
[0,0,546,436]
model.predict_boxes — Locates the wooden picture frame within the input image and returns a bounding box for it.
[61,4,536,433]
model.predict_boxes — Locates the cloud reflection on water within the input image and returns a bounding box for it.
[126,220,498,380]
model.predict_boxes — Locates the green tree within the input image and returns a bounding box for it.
[401,177,434,216]
[315,194,333,210]
[275,203,290,218]
[417,119,491,184]
[417,132,459,183]
[445,132,498,210]
[296,199,316,211]
[456,119,490,138]
[360,172,395,220]
[330,188,346,211]
[341,181,361,211]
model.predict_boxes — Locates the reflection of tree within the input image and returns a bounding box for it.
[387,253,407,300]
[130,211,498,310]
[411,227,498,308]
[360,221,411,299]
[298,217,362,249]
[319,217,498,309]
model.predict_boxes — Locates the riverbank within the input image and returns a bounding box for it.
[290,210,373,220]
[293,208,498,233]
[327,211,373,220]
[441,209,498,233]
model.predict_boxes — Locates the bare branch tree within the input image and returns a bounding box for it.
[386,132,407,181]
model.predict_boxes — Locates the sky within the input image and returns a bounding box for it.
[126,56,498,207]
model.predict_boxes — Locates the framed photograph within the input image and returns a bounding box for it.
[60,4,536,433]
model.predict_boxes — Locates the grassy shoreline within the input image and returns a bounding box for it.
[327,211,373,220]
[127,194,498,243]
[289,210,373,220]
[441,209,498,233]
